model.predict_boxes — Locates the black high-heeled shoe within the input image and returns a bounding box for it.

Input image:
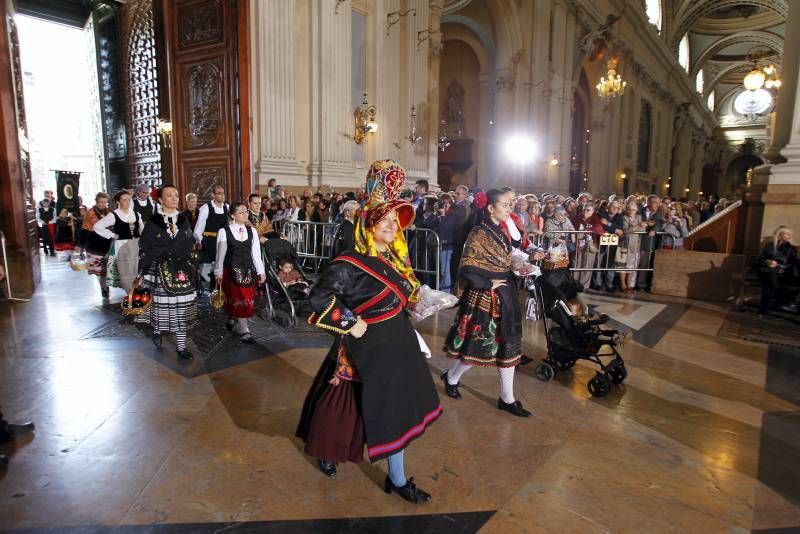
[317,459,336,477]
[177,349,193,361]
[440,370,462,399]
[151,333,162,347]
[383,475,431,503]
[225,319,235,331]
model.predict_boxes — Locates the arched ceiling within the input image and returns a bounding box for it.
[668,0,786,104]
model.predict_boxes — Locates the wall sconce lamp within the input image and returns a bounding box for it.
[353,94,377,145]
[159,119,173,149]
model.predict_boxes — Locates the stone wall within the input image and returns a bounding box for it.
[651,249,747,302]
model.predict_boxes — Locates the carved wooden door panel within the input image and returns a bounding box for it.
[0,0,40,296]
[165,0,242,202]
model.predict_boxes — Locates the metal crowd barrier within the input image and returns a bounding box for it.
[545,229,667,272]
[282,220,340,273]
[404,227,441,290]
[0,230,31,302]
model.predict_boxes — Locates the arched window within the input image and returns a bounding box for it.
[707,90,715,112]
[695,69,704,94]
[645,0,662,32]
[733,89,773,116]
[678,34,690,73]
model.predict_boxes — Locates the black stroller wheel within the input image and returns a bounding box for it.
[557,359,576,371]
[587,374,611,397]
[609,365,628,385]
[535,362,555,382]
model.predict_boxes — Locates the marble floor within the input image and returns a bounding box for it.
[0,256,799,533]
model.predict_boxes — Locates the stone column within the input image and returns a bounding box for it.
[308,0,356,187]
[763,1,800,163]
[422,0,442,188]
[403,0,430,181]
[252,0,306,186]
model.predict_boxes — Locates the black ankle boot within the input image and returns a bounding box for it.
[384,476,431,503]
[177,349,193,361]
[152,333,162,347]
[317,459,336,477]
[440,370,462,399]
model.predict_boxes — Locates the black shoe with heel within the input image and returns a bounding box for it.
[177,349,193,361]
[384,475,431,503]
[440,370,461,399]
[497,398,531,417]
[152,333,162,348]
[317,459,336,477]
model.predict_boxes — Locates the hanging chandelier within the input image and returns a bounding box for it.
[405,106,422,145]
[596,58,626,100]
[436,119,451,151]
[744,63,782,90]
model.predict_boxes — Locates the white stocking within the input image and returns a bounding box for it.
[448,360,472,385]
[499,366,516,403]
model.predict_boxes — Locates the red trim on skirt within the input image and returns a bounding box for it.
[222,267,256,318]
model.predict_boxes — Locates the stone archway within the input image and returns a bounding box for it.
[722,154,763,194]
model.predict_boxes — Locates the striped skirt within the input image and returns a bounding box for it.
[135,265,197,334]
[85,252,107,277]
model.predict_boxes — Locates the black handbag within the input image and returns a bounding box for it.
[158,256,197,296]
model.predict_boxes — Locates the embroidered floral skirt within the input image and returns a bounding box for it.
[221,267,256,318]
[444,287,523,368]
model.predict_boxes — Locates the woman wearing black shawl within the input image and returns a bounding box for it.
[441,188,531,417]
[135,185,198,360]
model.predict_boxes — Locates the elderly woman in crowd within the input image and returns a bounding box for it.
[618,200,647,294]
[661,203,690,250]
[544,205,576,253]
[573,202,604,290]
[331,199,359,258]
[525,199,545,245]
[181,193,199,231]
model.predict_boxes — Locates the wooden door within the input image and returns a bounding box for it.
[0,0,39,297]
[163,0,248,203]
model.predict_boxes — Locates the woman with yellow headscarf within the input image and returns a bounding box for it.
[296,161,441,503]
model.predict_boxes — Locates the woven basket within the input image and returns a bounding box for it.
[210,280,226,309]
[69,252,89,271]
[121,280,153,316]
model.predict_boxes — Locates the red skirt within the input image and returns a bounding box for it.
[296,356,365,463]
[222,267,256,318]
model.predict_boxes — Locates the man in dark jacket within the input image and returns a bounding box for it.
[637,195,664,291]
[450,185,473,289]
[593,200,624,291]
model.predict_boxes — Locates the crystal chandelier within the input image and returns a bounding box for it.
[595,58,626,100]
[405,106,422,145]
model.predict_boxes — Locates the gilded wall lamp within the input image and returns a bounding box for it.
[353,93,377,145]
[158,119,173,149]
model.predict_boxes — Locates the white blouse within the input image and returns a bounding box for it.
[93,208,145,240]
[214,222,266,278]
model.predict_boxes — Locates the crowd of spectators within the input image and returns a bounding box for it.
[254,178,735,296]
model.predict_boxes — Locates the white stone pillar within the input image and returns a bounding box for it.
[403,0,430,180]
[374,0,402,163]
[764,1,800,163]
[309,0,356,186]
[252,0,306,185]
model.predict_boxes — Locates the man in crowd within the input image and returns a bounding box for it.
[450,184,473,289]
[194,185,229,290]
[637,194,664,291]
[36,197,56,256]
[133,183,156,220]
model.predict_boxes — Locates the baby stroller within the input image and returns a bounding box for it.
[263,236,313,326]
[528,268,628,397]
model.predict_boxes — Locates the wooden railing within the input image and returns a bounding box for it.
[683,200,744,253]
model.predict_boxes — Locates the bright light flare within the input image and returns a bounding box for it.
[504,136,537,165]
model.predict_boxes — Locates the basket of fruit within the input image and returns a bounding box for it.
[121,280,153,316]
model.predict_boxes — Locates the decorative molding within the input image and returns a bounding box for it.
[185,62,222,147]
[189,165,226,198]
[178,0,223,49]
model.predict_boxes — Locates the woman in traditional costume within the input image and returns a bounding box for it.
[296,160,442,504]
[441,188,531,417]
[135,185,198,361]
[214,202,266,343]
[81,192,112,298]
[93,189,144,292]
